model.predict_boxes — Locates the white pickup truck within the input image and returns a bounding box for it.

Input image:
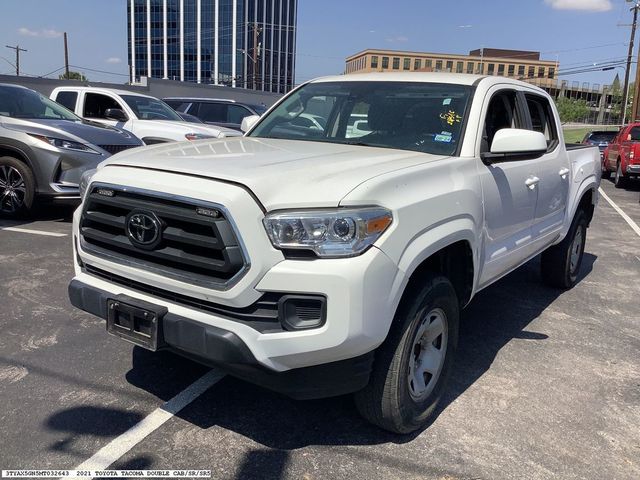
[50,87,241,144]
[68,73,600,433]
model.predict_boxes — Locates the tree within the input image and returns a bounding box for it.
[59,71,87,81]
[555,97,589,124]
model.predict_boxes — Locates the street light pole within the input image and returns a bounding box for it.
[622,0,639,125]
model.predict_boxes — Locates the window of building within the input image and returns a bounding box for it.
[548,67,555,79]
[425,59,432,68]
[371,56,379,68]
[435,60,443,71]
[528,66,535,78]
[403,58,411,70]
[456,61,464,73]
[393,57,400,69]
[525,93,558,149]
[508,65,515,77]
[487,63,495,75]
[476,63,484,74]
[518,65,525,77]
[414,58,421,70]
[498,64,505,76]
[382,57,389,69]
[467,62,474,74]
[538,67,545,78]
[446,60,453,72]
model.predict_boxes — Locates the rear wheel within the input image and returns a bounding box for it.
[601,158,611,179]
[0,156,35,218]
[614,160,627,188]
[354,273,459,434]
[541,209,587,289]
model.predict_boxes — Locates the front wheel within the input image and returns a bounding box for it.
[0,156,35,218]
[541,209,587,289]
[614,161,626,188]
[601,159,611,179]
[354,273,459,434]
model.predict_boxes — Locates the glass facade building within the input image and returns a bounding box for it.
[127,0,298,93]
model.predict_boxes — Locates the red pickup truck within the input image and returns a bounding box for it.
[603,123,640,187]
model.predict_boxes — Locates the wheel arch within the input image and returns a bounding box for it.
[0,144,38,188]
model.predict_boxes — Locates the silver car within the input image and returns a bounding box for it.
[0,83,143,217]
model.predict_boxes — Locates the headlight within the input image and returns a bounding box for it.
[263,207,393,258]
[79,168,97,199]
[29,134,100,154]
[185,133,216,141]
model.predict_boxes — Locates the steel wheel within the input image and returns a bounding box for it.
[569,224,584,276]
[0,165,26,214]
[408,308,448,401]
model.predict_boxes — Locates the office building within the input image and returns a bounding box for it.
[127,0,298,92]
[345,48,559,88]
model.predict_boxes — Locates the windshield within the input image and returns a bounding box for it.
[121,95,183,121]
[250,104,268,115]
[586,132,616,142]
[0,86,80,121]
[248,81,472,156]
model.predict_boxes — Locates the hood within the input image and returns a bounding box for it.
[145,119,242,137]
[2,117,142,146]
[104,137,444,210]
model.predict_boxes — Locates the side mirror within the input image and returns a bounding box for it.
[241,114,260,133]
[627,134,632,142]
[104,108,128,122]
[484,128,547,163]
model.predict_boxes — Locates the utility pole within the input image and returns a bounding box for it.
[5,44,27,76]
[63,32,70,79]
[251,23,262,90]
[622,1,639,125]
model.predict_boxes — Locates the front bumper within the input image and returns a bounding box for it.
[68,279,374,399]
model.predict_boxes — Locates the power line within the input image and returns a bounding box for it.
[5,45,27,76]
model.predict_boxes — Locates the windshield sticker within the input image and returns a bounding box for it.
[434,133,453,143]
[443,98,452,106]
[440,110,462,126]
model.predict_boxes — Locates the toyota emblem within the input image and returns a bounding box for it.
[126,211,161,248]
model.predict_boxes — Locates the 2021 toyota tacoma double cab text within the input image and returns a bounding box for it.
[69,73,600,433]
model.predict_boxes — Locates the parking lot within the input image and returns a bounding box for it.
[0,178,638,480]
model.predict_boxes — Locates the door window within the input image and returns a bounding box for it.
[482,90,521,152]
[83,93,121,118]
[525,94,558,149]
[55,91,78,111]
[227,105,251,124]
[196,102,227,123]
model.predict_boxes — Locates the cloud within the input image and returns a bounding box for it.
[544,0,612,12]
[18,27,62,38]
[105,57,122,64]
[385,35,409,43]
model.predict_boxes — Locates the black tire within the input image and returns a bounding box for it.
[0,156,36,218]
[601,160,611,179]
[614,160,627,189]
[354,273,459,434]
[541,209,587,289]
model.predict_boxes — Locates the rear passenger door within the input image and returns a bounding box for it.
[523,91,570,249]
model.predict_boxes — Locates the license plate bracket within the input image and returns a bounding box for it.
[106,295,167,351]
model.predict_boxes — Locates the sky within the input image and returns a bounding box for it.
[0,0,636,89]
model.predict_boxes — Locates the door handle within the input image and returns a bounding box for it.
[525,176,540,189]
[559,168,570,179]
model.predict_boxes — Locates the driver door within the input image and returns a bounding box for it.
[477,87,539,287]
[81,92,131,130]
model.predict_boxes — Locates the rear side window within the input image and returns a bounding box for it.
[629,127,640,141]
[83,93,121,118]
[164,100,191,112]
[55,91,78,111]
[196,102,227,123]
[525,94,558,149]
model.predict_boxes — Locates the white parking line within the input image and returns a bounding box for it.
[0,226,67,237]
[598,187,640,238]
[73,370,225,474]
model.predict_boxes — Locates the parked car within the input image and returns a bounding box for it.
[69,73,600,434]
[581,130,617,160]
[602,123,640,187]
[164,97,267,131]
[51,87,241,144]
[0,83,142,217]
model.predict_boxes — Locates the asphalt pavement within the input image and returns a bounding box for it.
[0,179,639,480]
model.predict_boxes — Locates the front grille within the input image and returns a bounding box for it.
[84,264,283,333]
[99,144,139,155]
[80,185,247,289]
